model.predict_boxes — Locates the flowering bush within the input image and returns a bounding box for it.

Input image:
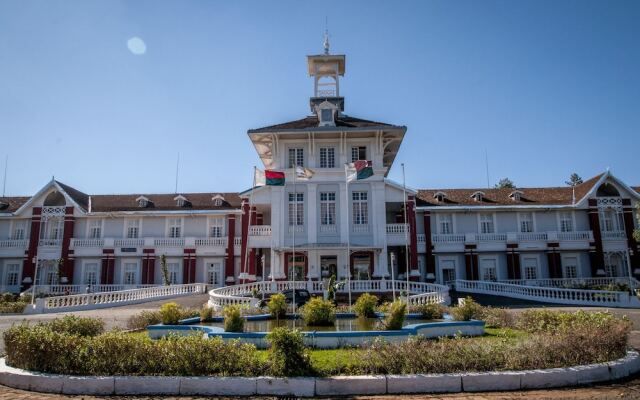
[410,303,446,320]
[223,305,244,332]
[267,293,287,319]
[300,297,336,326]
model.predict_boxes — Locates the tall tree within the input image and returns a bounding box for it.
[494,178,515,189]
[565,173,584,186]
[160,254,170,286]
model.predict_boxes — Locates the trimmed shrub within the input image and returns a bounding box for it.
[300,297,336,326]
[410,303,446,320]
[266,327,312,376]
[267,293,287,319]
[450,297,483,321]
[223,305,244,332]
[0,301,27,314]
[47,315,104,336]
[515,309,628,333]
[127,310,162,330]
[383,300,407,330]
[160,302,183,325]
[480,307,514,329]
[0,293,16,302]
[354,293,378,318]
[200,305,214,322]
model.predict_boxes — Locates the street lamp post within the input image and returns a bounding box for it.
[31,256,38,305]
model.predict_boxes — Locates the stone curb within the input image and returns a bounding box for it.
[0,351,638,396]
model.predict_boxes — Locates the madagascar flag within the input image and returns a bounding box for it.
[256,169,285,186]
[346,160,374,182]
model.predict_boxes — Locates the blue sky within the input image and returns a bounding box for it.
[1,0,639,196]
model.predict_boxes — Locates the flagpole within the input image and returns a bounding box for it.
[344,163,352,310]
[402,163,410,305]
[242,166,256,284]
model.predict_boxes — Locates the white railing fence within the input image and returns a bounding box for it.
[455,279,640,308]
[208,279,450,310]
[499,277,640,290]
[25,283,207,314]
[23,284,161,297]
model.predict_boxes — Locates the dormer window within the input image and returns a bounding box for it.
[316,100,337,127]
[212,194,225,207]
[136,196,151,208]
[173,195,190,208]
[433,191,447,203]
[0,201,8,211]
[509,190,524,201]
[471,191,485,202]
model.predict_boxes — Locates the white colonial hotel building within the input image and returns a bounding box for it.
[1,44,639,294]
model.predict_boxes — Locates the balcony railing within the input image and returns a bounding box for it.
[602,231,627,240]
[113,238,144,247]
[432,234,465,243]
[71,238,105,248]
[386,223,408,235]
[0,239,28,248]
[431,230,594,244]
[477,233,507,242]
[249,225,272,236]
[556,231,593,241]
[516,232,548,241]
[154,238,185,247]
[38,239,61,247]
[194,237,227,247]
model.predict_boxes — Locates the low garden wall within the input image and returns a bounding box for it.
[1,351,638,396]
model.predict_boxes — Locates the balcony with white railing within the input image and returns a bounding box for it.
[113,238,145,247]
[194,237,228,247]
[0,239,29,249]
[249,225,272,247]
[432,234,466,244]
[516,232,548,242]
[386,223,408,245]
[154,238,185,247]
[71,238,105,248]
[602,231,627,240]
[38,238,62,247]
[477,233,507,242]
[556,231,593,241]
[249,225,272,236]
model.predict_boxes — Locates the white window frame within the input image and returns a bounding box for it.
[9,220,27,240]
[207,217,225,237]
[352,191,368,226]
[478,213,496,234]
[3,261,21,286]
[82,261,99,285]
[517,212,536,233]
[320,192,336,226]
[288,192,304,226]
[205,260,224,286]
[520,254,540,280]
[123,260,139,285]
[166,217,184,238]
[124,218,142,239]
[288,147,304,168]
[561,253,581,279]
[437,213,455,235]
[438,257,457,284]
[167,261,181,284]
[86,218,104,239]
[479,256,498,281]
[557,211,576,233]
[319,147,336,168]
[350,146,367,162]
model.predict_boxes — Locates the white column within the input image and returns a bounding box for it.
[307,184,317,245]
[377,247,389,278]
[339,182,349,243]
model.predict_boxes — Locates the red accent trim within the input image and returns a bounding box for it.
[407,196,418,277]
[239,200,250,283]
[247,206,257,281]
[506,249,521,279]
[23,207,43,287]
[101,251,115,284]
[183,251,196,284]
[423,211,435,281]
[547,250,562,278]
[225,215,235,283]
[587,205,605,277]
[464,250,479,280]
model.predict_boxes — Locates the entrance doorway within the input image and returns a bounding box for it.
[287,254,306,281]
[206,262,223,287]
[320,256,337,279]
[353,254,371,280]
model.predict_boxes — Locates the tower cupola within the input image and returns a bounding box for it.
[307,31,345,119]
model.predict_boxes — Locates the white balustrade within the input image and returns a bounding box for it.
[114,238,144,247]
[28,284,160,297]
[195,237,227,247]
[71,238,104,248]
[234,237,242,246]
[499,277,640,290]
[208,279,450,310]
[0,239,28,248]
[477,233,507,242]
[432,234,466,243]
[602,231,627,240]
[516,232,548,241]
[249,225,272,236]
[29,283,207,313]
[352,224,370,234]
[386,223,408,234]
[557,231,593,241]
[455,279,640,308]
[319,225,338,233]
[154,238,185,247]
[417,234,426,243]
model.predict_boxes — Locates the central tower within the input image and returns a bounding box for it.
[307,33,346,126]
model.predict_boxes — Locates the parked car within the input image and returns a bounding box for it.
[260,289,310,308]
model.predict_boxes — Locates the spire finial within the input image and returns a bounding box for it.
[323,17,330,55]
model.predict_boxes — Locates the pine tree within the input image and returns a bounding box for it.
[494,178,515,189]
[565,173,584,186]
